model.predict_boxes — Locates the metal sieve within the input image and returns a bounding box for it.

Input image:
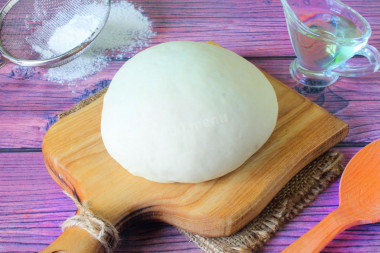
[0,0,110,68]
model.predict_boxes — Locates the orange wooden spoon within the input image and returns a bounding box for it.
[283,139,380,253]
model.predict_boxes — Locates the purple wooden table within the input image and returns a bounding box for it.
[1,0,380,252]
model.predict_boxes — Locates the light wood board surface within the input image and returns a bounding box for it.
[41,63,348,251]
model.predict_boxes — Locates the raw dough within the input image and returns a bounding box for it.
[101,41,278,183]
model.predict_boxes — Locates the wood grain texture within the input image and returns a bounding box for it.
[283,140,380,253]
[0,0,379,251]
[0,152,199,253]
[1,58,380,149]
[3,150,380,252]
[138,0,380,57]
[263,147,380,253]
[41,69,347,251]
[0,0,378,57]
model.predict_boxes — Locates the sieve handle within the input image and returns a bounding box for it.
[40,227,103,253]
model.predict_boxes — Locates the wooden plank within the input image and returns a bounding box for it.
[2,58,380,111]
[251,58,380,103]
[0,0,378,57]
[0,64,118,111]
[0,111,48,148]
[0,152,200,252]
[2,59,380,108]
[2,149,380,252]
[0,152,74,252]
[132,0,380,57]
[1,58,379,148]
[264,147,380,253]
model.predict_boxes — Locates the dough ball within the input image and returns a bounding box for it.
[101,41,278,183]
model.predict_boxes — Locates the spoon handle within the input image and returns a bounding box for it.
[282,206,359,253]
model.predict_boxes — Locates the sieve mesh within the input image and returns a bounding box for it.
[0,0,110,66]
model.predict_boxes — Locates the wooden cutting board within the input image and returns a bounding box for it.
[41,60,348,252]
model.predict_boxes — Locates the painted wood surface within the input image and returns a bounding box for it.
[1,58,380,149]
[283,140,380,253]
[3,149,380,252]
[0,0,380,252]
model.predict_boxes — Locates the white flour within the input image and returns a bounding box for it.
[48,14,100,55]
[31,1,155,83]
[32,14,100,59]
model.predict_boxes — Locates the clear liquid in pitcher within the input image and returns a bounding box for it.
[288,12,364,71]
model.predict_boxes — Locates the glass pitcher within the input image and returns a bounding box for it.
[281,0,380,87]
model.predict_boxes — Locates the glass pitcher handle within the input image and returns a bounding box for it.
[332,45,380,77]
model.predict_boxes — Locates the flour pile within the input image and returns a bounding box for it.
[47,14,100,56]
[29,1,105,60]
[32,1,155,83]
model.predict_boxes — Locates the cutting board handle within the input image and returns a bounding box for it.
[39,190,120,253]
[282,206,359,253]
[40,227,104,253]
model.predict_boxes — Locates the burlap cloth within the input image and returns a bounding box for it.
[58,87,344,253]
